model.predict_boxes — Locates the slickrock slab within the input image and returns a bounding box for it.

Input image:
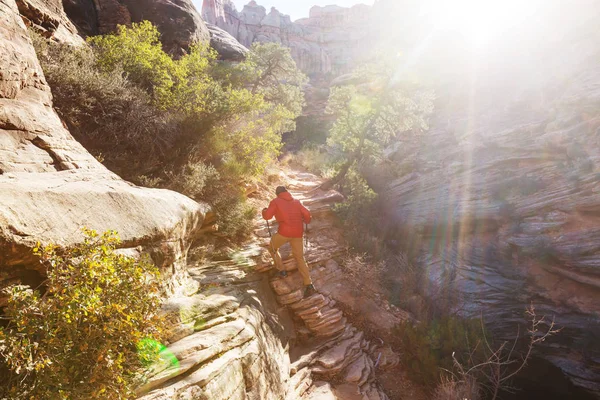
[286,367,313,400]
[343,353,373,387]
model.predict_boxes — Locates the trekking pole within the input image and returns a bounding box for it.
[266,220,272,237]
[304,222,309,249]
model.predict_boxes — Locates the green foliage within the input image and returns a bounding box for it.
[333,168,379,244]
[89,21,185,108]
[326,60,434,165]
[291,146,340,178]
[0,229,165,399]
[31,32,173,177]
[234,42,308,131]
[168,162,255,241]
[285,116,331,149]
[393,317,486,386]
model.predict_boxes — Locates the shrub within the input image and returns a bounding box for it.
[392,317,485,386]
[0,230,166,399]
[433,375,481,400]
[31,32,174,177]
[333,167,379,249]
[169,162,220,200]
[291,146,340,178]
[284,116,331,149]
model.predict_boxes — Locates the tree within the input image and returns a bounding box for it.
[443,305,561,400]
[235,42,308,132]
[324,60,435,188]
[0,229,166,399]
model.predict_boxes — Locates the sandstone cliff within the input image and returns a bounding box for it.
[0,0,211,305]
[202,0,373,76]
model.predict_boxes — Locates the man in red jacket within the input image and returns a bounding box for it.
[262,186,316,298]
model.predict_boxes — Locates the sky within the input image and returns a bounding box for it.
[229,0,375,21]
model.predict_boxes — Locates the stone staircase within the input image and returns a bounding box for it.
[136,169,395,400]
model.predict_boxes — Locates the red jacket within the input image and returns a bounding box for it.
[262,192,311,238]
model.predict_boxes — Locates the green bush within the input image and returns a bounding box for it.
[0,230,166,399]
[393,317,486,386]
[167,163,255,241]
[291,146,340,178]
[333,167,379,249]
[31,32,174,177]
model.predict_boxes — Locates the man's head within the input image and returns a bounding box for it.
[276,186,287,195]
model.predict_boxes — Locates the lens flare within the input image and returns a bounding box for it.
[137,338,179,371]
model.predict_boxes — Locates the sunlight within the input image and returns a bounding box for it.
[422,0,543,48]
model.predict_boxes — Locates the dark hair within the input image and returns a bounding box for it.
[276,186,287,195]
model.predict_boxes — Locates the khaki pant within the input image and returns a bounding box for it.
[269,233,312,285]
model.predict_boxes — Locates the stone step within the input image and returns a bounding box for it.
[289,293,327,312]
[296,304,324,319]
[306,308,343,331]
[277,289,304,305]
[306,381,337,400]
[343,353,373,387]
[312,331,364,370]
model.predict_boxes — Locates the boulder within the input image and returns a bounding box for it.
[120,0,209,56]
[207,23,248,61]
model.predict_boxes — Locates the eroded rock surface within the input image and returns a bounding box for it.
[207,23,248,61]
[15,0,83,44]
[0,0,210,303]
[375,4,600,396]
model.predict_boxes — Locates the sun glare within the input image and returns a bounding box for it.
[422,0,544,48]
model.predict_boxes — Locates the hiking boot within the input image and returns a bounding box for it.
[279,270,288,278]
[304,284,317,298]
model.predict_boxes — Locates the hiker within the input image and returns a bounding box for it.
[262,186,316,298]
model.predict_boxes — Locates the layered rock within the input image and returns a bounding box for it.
[15,0,83,43]
[202,0,373,75]
[374,3,600,396]
[0,0,211,303]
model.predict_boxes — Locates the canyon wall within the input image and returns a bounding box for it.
[0,0,213,302]
[202,0,373,76]
[370,2,600,397]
